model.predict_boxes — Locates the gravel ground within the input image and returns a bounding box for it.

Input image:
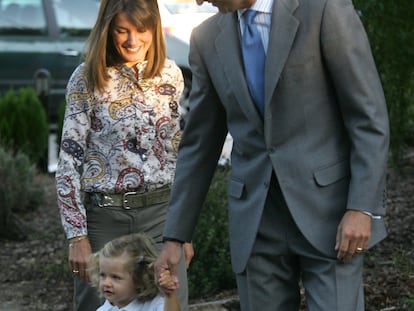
[0,166,413,311]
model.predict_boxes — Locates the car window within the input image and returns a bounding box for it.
[0,0,46,35]
[52,0,100,36]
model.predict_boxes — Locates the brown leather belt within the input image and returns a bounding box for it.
[88,186,171,210]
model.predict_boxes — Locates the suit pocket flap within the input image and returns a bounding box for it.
[313,160,349,186]
[228,179,244,199]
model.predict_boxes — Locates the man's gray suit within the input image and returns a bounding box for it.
[163,0,389,308]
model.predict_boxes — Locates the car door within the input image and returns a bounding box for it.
[0,0,53,94]
[0,0,97,123]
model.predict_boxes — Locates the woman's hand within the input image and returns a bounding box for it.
[68,236,92,282]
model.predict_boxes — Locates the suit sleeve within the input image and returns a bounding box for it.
[320,0,389,216]
[163,27,228,241]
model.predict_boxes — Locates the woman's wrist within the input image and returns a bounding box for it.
[68,235,88,248]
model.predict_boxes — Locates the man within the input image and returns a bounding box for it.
[155,0,389,309]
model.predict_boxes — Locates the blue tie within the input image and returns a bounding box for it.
[241,10,265,116]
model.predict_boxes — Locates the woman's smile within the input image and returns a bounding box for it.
[112,12,153,67]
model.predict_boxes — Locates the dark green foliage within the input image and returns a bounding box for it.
[188,165,236,299]
[406,295,414,310]
[0,146,45,240]
[0,88,48,165]
[353,0,414,164]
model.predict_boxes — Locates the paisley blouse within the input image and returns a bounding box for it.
[56,59,184,239]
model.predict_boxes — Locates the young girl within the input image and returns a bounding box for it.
[88,233,180,311]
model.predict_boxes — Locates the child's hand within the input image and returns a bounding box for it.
[158,268,181,310]
[158,269,176,289]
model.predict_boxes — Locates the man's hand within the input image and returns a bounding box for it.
[335,210,371,262]
[155,241,183,295]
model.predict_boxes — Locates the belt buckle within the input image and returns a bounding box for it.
[96,193,114,208]
[123,191,138,209]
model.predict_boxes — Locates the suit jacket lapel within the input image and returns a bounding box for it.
[265,0,299,106]
[216,12,264,130]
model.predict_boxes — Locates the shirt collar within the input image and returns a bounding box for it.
[101,299,141,311]
[116,61,148,83]
[237,0,273,19]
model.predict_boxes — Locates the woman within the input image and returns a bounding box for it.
[55,0,192,310]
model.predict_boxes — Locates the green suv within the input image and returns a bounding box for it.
[0,0,191,125]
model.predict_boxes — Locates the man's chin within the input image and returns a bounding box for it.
[196,0,256,12]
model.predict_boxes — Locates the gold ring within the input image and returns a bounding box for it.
[356,247,363,253]
[72,270,79,273]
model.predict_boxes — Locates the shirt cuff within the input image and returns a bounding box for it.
[162,237,185,244]
[361,211,382,220]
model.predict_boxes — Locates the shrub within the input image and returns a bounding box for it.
[0,146,45,240]
[0,87,48,165]
[406,295,414,310]
[188,165,236,299]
